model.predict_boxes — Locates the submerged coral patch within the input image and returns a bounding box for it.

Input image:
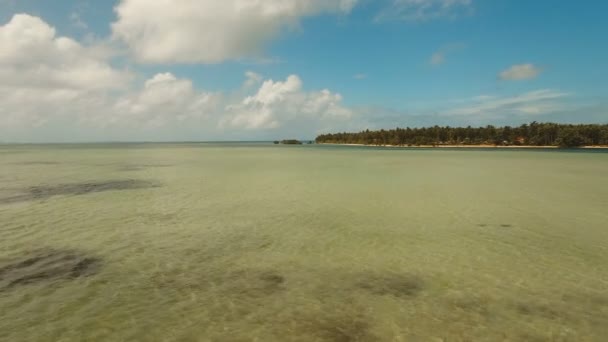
[477,223,514,229]
[0,249,102,290]
[290,308,379,342]
[309,316,376,342]
[0,180,159,204]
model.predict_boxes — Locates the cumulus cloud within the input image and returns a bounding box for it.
[112,0,357,64]
[105,73,222,128]
[0,14,130,91]
[499,64,542,81]
[0,14,353,141]
[376,0,473,22]
[0,14,132,128]
[224,75,351,130]
[1,12,597,142]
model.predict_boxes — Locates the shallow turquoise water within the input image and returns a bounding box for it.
[1,144,607,341]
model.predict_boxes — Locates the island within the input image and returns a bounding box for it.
[275,140,304,145]
[316,122,608,148]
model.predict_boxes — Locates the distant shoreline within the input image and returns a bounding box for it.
[319,143,608,149]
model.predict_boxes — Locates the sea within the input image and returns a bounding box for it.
[1,143,607,341]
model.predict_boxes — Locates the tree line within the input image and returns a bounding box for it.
[274,139,302,145]
[315,122,608,147]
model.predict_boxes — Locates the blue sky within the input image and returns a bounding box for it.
[0,0,606,142]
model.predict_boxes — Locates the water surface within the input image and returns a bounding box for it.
[1,144,607,341]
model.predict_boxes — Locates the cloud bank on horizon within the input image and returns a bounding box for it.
[0,0,606,142]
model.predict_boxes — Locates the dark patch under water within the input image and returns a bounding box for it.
[222,270,286,298]
[477,223,514,228]
[514,302,561,320]
[0,249,102,291]
[355,273,424,298]
[258,272,285,286]
[293,309,379,342]
[310,316,377,342]
[0,179,159,204]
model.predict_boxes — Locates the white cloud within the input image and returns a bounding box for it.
[0,14,132,127]
[1,12,599,142]
[443,89,569,116]
[0,14,130,91]
[353,73,367,80]
[0,14,353,140]
[244,71,264,88]
[112,0,357,64]
[499,64,542,81]
[224,75,351,130]
[376,0,473,22]
[104,73,222,128]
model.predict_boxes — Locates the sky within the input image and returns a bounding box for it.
[0,0,607,142]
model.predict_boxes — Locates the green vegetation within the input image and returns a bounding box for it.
[316,122,608,147]
[280,139,303,145]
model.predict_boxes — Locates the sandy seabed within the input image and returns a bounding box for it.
[1,143,607,341]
